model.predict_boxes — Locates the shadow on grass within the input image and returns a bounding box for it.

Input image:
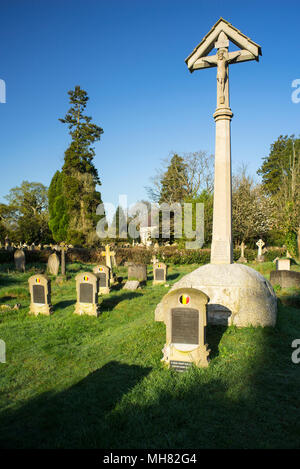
[206,325,227,359]
[53,299,76,312]
[0,361,151,449]
[2,303,300,449]
[100,292,143,311]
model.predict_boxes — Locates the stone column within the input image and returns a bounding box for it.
[210,43,233,265]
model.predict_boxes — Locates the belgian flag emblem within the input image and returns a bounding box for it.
[179,294,190,305]
[83,276,89,282]
[36,278,41,283]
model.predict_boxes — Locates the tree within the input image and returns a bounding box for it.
[110,205,128,240]
[258,135,300,255]
[146,151,214,204]
[49,86,104,246]
[232,167,275,247]
[4,181,52,244]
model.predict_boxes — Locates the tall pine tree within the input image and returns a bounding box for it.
[49,86,104,246]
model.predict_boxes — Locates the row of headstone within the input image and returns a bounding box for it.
[28,261,169,317]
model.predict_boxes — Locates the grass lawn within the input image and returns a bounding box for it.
[0,261,300,449]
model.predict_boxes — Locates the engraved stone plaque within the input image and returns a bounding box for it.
[155,268,165,281]
[80,283,93,303]
[33,284,45,304]
[171,308,199,344]
[99,272,106,287]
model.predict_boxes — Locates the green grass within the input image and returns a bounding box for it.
[0,261,300,449]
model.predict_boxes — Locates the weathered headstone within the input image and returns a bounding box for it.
[276,259,291,271]
[256,239,265,262]
[237,241,247,263]
[159,287,210,370]
[74,272,100,316]
[270,270,300,289]
[93,265,110,294]
[14,249,25,272]
[47,252,60,276]
[123,280,140,291]
[153,262,167,285]
[128,263,147,283]
[28,274,52,315]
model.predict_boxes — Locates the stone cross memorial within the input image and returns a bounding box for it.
[153,262,167,285]
[155,19,277,329]
[185,18,261,264]
[28,274,52,316]
[74,272,100,316]
[238,241,247,263]
[101,245,115,283]
[256,239,265,262]
[14,249,25,272]
[93,265,110,294]
[158,287,210,371]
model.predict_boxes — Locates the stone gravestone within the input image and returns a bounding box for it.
[123,280,140,291]
[158,287,210,371]
[276,259,291,271]
[237,242,247,263]
[74,272,100,316]
[256,239,265,262]
[153,262,167,285]
[28,274,52,315]
[47,252,60,276]
[93,265,110,294]
[128,264,147,283]
[270,270,300,289]
[14,249,25,272]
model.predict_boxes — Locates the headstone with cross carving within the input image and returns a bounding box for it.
[256,239,265,262]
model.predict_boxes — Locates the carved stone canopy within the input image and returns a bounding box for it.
[185,17,262,73]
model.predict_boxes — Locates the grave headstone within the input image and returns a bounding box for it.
[237,241,247,263]
[93,265,110,294]
[153,262,167,285]
[270,270,300,289]
[47,252,60,276]
[128,263,147,283]
[256,239,265,262]
[14,249,25,272]
[101,245,115,283]
[123,280,140,291]
[74,272,100,316]
[159,287,210,370]
[28,274,52,315]
[276,259,291,271]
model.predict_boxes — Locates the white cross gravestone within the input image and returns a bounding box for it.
[155,18,277,328]
[101,245,115,283]
[238,241,247,263]
[256,239,265,262]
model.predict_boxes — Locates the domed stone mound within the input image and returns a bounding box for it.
[155,264,277,327]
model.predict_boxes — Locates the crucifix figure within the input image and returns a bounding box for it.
[185,19,261,264]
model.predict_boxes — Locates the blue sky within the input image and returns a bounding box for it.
[1,0,299,210]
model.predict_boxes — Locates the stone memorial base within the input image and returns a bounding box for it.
[29,303,53,316]
[155,263,277,327]
[162,343,210,369]
[270,270,300,289]
[237,256,247,264]
[256,255,265,263]
[74,303,100,317]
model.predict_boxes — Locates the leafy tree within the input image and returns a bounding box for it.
[49,86,104,246]
[232,168,275,247]
[4,181,52,244]
[258,135,300,255]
